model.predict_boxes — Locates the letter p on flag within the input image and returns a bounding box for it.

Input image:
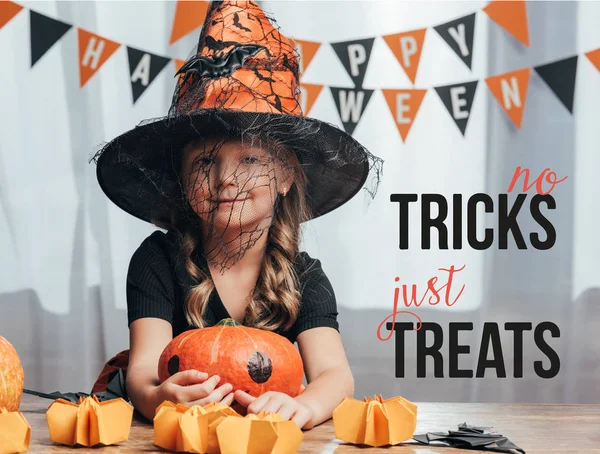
[383,28,427,84]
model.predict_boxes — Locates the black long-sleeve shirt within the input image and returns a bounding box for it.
[126,230,339,343]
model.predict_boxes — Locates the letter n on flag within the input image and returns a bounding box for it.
[382,29,427,84]
[78,28,121,87]
[485,68,531,128]
[382,89,427,142]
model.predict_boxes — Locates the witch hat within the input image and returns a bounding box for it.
[93,0,382,226]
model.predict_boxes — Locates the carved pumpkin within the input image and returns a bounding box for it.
[158,319,304,397]
[0,335,25,411]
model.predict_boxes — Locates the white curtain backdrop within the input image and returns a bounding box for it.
[0,0,598,403]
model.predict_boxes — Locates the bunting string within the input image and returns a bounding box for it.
[1,0,598,142]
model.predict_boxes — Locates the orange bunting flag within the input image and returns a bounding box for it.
[383,28,427,85]
[299,83,323,116]
[216,411,304,454]
[485,68,531,128]
[294,39,321,77]
[154,400,241,454]
[382,88,427,142]
[585,48,600,72]
[169,0,210,46]
[78,28,121,88]
[174,58,186,73]
[46,395,133,447]
[0,1,23,30]
[333,395,418,447]
[483,0,530,47]
[0,408,31,454]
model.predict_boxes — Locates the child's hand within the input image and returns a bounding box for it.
[233,390,314,429]
[155,370,235,407]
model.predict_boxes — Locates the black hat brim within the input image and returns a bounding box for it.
[95,109,374,224]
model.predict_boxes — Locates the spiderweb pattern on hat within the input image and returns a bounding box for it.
[91,0,383,274]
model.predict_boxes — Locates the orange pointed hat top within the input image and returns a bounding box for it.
[173,0,302,116]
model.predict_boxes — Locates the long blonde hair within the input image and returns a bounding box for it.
[152,136,311,332]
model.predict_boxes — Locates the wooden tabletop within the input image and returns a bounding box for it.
[16,394,600,453]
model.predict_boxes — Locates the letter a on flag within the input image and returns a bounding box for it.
[383,29,427,84]
[382,89,427,142]
[78,28,120,87]
[485,68,531,128]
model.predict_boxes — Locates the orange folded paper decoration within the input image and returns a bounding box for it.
[154,400,241,453]
[0,407,31,454]
[216,411,303,454]
[46,395,133,447]
[333,395,417,447]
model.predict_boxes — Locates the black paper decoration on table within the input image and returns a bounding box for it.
[411,422,525,453]
[23,368,128,403]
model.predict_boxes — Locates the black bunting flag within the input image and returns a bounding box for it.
[534,56,578,113]
[330,87,374,135]
[434,13,476,70]
[434,81,478,136]
[331,38,375,88]
[127,47,171,103]
[30,10,72,67]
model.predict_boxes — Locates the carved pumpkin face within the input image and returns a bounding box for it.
[158,319,304,397]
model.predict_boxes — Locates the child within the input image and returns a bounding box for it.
[93,0,382,428]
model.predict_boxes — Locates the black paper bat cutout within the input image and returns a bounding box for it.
[176,44,266,79]
[410,422,525,453]
[23,369,128,404]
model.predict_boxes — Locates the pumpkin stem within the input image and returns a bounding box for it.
[217,318,240,327]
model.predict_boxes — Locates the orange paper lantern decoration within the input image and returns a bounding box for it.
[0,407,31,454]
[216,411,303,454]
[46,395,133,447]
[158,319,304,397]
[333,395,417,447]
[0,336,24,412]
[154,400,241,453]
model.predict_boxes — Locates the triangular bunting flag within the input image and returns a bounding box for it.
[0,1,23,30]
[174,58,186,72]
[331,38,375,88]
[483,0,530,47]
[330,87,374,135]
[127,47,171,103]
[30,10,72,67]
[433,13,476,70]
[383,28,427,85]
[169,0,209,46]
[534,56,578,113]
[77,28,121,88]
[434,81,478,136]
[382,89,427,142]
[299,83,323,116]
[485,68,531,128]
[294,39,321,77]
[585,48,600,72]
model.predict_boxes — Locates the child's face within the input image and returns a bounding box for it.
[181,139,289,231]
